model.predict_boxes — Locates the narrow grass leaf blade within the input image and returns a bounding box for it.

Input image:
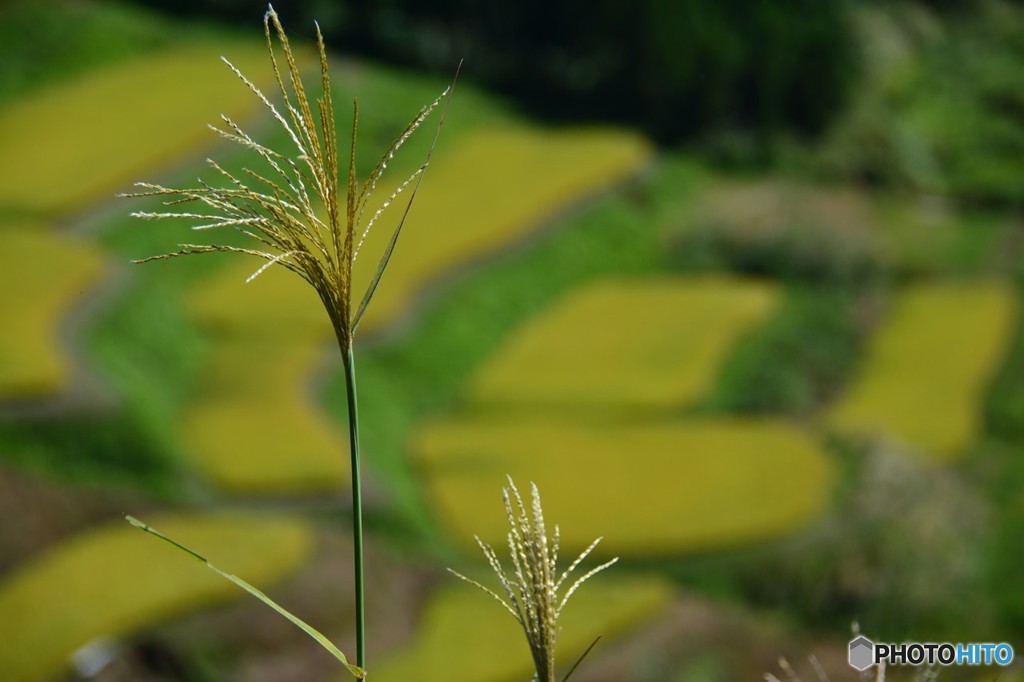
[124,515,365,679]
[351,62,461,333]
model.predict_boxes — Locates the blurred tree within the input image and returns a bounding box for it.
[130,0,857,145]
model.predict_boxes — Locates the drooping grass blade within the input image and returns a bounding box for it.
[124,515,364,679]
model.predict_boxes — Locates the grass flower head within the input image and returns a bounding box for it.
[449,478,619,682]
[124,4,454,352]
[122,6,456,676]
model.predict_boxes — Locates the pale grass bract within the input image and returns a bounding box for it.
[449,478,619,682]
[122,4,456,677]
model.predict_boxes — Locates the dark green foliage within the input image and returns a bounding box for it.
[985,299,1024,442]
[818,1,1024,206]
[127,0,857,144]
[700,286,866,417]
[981,286,1024,632]
[914,0,1024,11]
[0,413,179,495]
[983,439,1024,633]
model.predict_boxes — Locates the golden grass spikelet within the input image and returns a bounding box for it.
[449,478,618,682]
[122,4,455,352]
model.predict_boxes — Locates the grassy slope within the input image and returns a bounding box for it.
[699,284,866,417]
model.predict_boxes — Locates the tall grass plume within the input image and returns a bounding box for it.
[122,5,456,677]
[449,478,618,682]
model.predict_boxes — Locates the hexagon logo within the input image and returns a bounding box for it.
[849,636,875,671]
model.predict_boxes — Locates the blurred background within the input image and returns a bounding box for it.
[1,0,1023,680]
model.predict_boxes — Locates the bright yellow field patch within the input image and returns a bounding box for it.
[188,261,331,341]
[370,578,673,682]
[181,337,348,492]
[182,263,345,492]
[0,228,105,398]
[0,41,270,215]
[825,282,1016,460]
[467,276,779,411]
[351,126,653,334]
[414,417,834,555]
[0,513,312,682]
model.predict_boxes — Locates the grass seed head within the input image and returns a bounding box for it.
[123,4,455,351]
[449,477,618,682]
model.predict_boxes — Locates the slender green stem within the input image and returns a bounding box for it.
[342,340,366,671]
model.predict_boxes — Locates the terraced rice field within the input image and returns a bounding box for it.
[351,126,653,335]
[188,261,330,341]
[467,276,780,411]
[181,338,348,492]
[0,228,105,398]
[0,513,312,682]
[181,265,347,491]
[0,16,890,677]
[174,126,652,492]
[0,41,270,215]
[825,281,1016,460]
[370,577,673,682]
[414,417,834,555]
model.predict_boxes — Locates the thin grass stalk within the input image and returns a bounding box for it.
[124,8,455,676]
[341,341,365,669]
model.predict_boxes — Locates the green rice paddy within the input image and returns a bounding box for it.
[825,281,1016,460]
[0,513,312,682]
[414,416,835,555]
[467,276,780,412]
[0,228,105,398]
[369,577,673,682]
